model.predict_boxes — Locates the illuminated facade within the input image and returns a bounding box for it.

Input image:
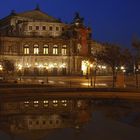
[0,6,93,76]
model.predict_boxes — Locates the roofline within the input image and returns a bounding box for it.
[16,9,61,23]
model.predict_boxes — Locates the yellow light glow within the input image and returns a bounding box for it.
[49,64,54,68]
[18,67,22,70]
[102,66,107,69]
[44,63,48,66]
[54,63,58,67]
[0,65,3,71]
[60,63,66,68]
[82,60,89,75]
[81,83,107,87]
[121,66,125,70]
[98,65,101,68]
[35,62,38,66]
[82,62,87,71]
[90,64,93,68]
[26,63,31,68]
[38,64,44,68]
[123,69,126,73]
[18,64,22,70]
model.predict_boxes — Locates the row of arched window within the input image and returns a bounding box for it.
[23,44,67,55]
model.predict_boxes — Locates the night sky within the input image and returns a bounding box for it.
[0,0,140,48]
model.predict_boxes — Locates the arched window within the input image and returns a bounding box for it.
[36,26,39,30]
[43,45,49,54]
[53,45,58,55]
[49,26,53,31]
[62,45,67,55]
[34,44,39,54]
[24,44,29,54]
[29,26,32,30]
[56,27,59,31]
[42,26,46,30]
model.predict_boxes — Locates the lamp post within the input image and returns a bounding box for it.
[46,66,49,84]
[90,64,93,87]
[17,64,23,83]
[136,69,139,88]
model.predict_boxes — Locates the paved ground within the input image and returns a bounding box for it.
[4,75,140,88]
[0,75,140,101]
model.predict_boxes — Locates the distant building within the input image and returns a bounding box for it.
[0,6,98,76]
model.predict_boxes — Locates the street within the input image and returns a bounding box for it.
[8,75,140,88]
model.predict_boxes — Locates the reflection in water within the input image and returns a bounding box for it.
[1,97,140,140]
[0,98,92,139]
[92,100,140,127]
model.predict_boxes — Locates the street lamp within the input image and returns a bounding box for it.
[17,64,23,82]
[136,69,139,88]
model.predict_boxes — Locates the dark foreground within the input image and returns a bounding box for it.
[0,96,140,140]
[0,86,140,101]
[0,85,140,140]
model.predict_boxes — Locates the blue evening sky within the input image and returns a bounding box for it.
[0,0,140,48]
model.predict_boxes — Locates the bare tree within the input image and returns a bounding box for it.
[93,43,132,88]
[132,39,140,88]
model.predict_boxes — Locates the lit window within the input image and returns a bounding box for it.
[34,45,39,54]
[24,101,29,107]
[77,101,82,108]
[62,45,67,55]
[24,101,29,104]
[43,45,49,54]
[61,100,67,107]
[34,101,39,104]
[24,45,29,54]
[53,45,58,55]
[36,26,39,30]
[53,100,58,107]
[63,104,67,107]
[91,48,94,55]
[44,100,49,107]
[34,100,39,107]
[29,26,32,30]
[44,100,49,103]
[42,26,46,30]
[53,100,58,103]
[61,100,67,103]
[49,26,53,31]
